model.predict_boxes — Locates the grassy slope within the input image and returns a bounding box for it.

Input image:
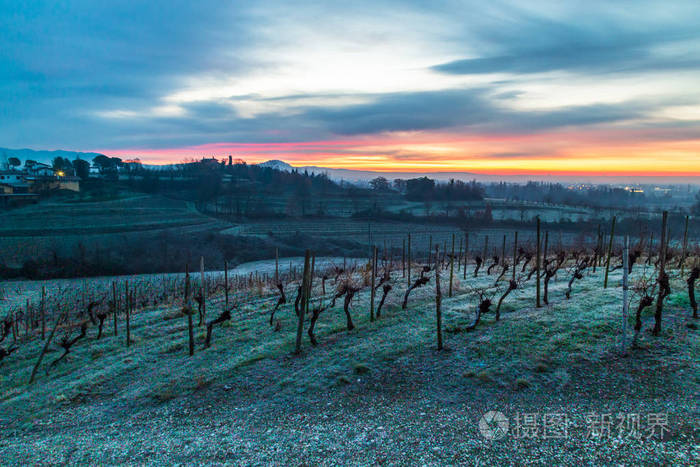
[0,263,698,464]
[0,195,227,268]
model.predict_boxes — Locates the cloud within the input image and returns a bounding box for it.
[432,4,700,77]
[0,0,699,166]
[302,89,492,134]
[299,88,653,135]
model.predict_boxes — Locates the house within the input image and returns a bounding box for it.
[0,164,81,194]
[0,171,25,186]
[28,162,55,177]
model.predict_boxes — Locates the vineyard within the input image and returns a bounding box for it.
[0,214,698,463]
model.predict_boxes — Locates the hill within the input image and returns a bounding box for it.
[0,254,697,463]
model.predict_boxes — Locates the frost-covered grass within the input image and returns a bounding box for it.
[0,257,697,464]
[1,259,697,429]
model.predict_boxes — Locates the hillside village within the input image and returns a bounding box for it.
[0,155,147,207]
[0,160,80,207]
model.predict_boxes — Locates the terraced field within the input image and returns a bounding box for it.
[0,196,210,236]
[0,195,228,268]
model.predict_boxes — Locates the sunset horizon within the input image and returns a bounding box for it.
[2,2,699,463]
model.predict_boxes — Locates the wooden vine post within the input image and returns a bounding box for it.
[407,233,412,287]
[402,238,406,277]
[463,232,468,280]
[501,234,506,266]
[200,256,206,325]
[125,280,131,347]
[275,248,279,284]
[653,211,669,336]
[458,236,463,274]
[224,259,229,309]
[112,281,118,336]
[680,215,689,275]
[593,224,600,272]
[621,235,630,352]
[435,245,443,350]
[25,299,30,336]
[370,246,377,322]
[449,233,455,297]
[40,285,46,339]
[295,250,311,354]
[428,234,433,267]
[367,224,372,258]
[536,217,541,308]
[29,305,69,384]
[512,231,518,281]
[184,265,195,356]
[604,216,616,289]
[483,235,489,270]
[309,254,315,316]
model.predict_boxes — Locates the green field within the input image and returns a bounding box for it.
[0,195,228,268]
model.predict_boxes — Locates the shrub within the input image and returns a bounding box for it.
[353,363,370,375]
[476,369,493,383]
[336,375,351,386]
[194,374,212,390]
[515,378,530,390]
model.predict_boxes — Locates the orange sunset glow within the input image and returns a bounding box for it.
[99,130,700,176]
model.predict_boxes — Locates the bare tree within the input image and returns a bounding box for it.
[473,256,483,277]
[495,279,518,321]
[486,256,499,275]
[342,285,360,330]
[402,276,430,310]
[0,315,12,344]
[46,322,88,375]
[307,299,331,346]
[688,266,699,319]
[653,211,669,336]
[494,262,509,284]
[269,282,287,326]
[465,291,493,331]
[543,252,566,305]
[376,283,392,318]
[565,256,590,299]
[520,248,533,272]
[205,308,232,348]
[434,245,443,349]
[632,273,656,347]
[0,344,18,365]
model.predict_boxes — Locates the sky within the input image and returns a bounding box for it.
[1,0,700,176]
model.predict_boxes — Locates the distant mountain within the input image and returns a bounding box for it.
[258,160,294,171]
[0,147,105,164]
[255,159,700,186]
[257,160,485,184]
